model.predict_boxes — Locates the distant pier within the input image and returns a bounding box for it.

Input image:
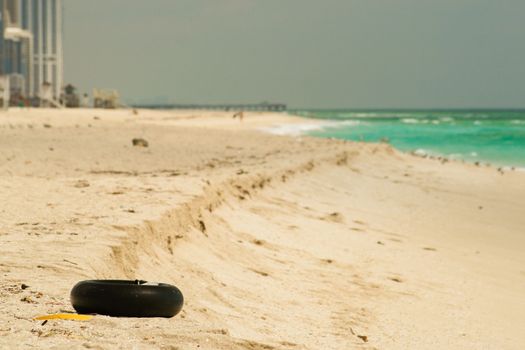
[140,103,287,112]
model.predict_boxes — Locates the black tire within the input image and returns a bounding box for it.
[70,280,184,318]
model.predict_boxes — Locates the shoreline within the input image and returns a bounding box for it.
[269,111,525,170]
[1,108,524,349]
[261,113,525,171]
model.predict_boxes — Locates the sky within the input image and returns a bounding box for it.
[64,0,525,108]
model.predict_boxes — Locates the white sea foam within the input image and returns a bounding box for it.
[338,120,362,127]
[414,148,455,159]
[262,123,327,136]
[402,118,433,124]
[510,120,525,125]
[413,149,430,156]
[338,112,379,118]
[262,120,361,136]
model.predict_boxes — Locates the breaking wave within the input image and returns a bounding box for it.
[262,120,361,136]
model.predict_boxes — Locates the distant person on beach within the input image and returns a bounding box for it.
[233,111,244,122]
[81,93,90,108]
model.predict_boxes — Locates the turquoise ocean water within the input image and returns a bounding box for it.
[287,110,525,168]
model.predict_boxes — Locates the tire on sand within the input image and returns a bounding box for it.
[70,280,184,318]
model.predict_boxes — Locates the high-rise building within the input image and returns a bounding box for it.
[0,0,32,99]
[22,0,63,100]
[0,0,63,102]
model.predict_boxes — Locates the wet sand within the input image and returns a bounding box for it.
[1,108,524,349]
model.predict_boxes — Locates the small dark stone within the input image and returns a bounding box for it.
[357,335,368,343]
[252,239,264,246]
[21,296,35,303]
[132,138,149,147]
[389,277,403,283]
[74,180,90,188]
[21,284,29,290]
[198,220,206,233]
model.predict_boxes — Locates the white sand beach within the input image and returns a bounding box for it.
[1,108,524,349]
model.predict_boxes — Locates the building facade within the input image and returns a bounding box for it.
[0,0,63,102]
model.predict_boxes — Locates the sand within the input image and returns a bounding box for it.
[0,108,524,349]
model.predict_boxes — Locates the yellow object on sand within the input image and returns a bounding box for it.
[34,313,93,321]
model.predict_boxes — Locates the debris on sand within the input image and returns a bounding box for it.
[21,296,36,304]
[350,328,369,343]
[357,335,368,343]
[252,239,265,246]
[132,138,149,147]
[389,277,403,283]
[323,212,344,223]
[74,180,90,188]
